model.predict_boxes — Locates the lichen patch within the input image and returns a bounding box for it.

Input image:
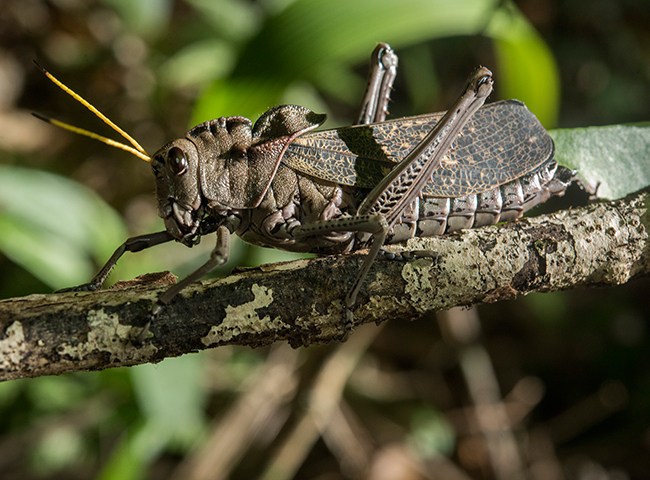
[0,322,26,372]
[57,310,157,363]
[401,260,436,313]
[201,284,284,345]
[403,230,531,310]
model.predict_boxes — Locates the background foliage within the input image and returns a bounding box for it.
[0,0,649,479]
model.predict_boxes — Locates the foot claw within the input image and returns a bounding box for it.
[401,250,438,261]
[135,300,163,343]
[135,319,152,344]
[338,309,354,342]
[151,302,163,317]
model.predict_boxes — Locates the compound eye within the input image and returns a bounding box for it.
[167,146,188,176]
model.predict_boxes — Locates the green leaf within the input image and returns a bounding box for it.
[0,167,127,290]
[101,0,174,39]
[486,4,561,128]
[191,0,498,124]
[407,407,456,458]
[96,420,166,480]
[193,77,287,125]
[184,0,263,40]
[0,214,92,290]
[130,354,207,449]
[192,0,559,133]
[95,355,208,480]
[158,40,236,89]
[551,123,650,200]
[233,0,497,79]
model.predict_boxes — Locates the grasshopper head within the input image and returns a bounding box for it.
[151,138,203,240]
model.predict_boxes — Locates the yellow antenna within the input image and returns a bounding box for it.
[32,112,151,162]
[33,60,151,162]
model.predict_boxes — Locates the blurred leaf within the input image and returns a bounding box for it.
[234,0,499,79]
[193,0,560,133]
[102,0,174,39]
[98,355,208,480]
[97,420,166,480]
[130,354,207,449]
[185,0,264,40]
[26,376,87,412]
[247,244,313,268]
[193,77,286,124]
[193,0,500,123]
[30,426,86,475]
[400,43,440,114]
[0,378,21,406]
[407,407,456,458]
[0,167,127,290]
[280,81,331,117]
[486,3,561,128]
[158,40,236,89]
[524,291,570,327]
[0,214,91,291]
[551,123,650,199]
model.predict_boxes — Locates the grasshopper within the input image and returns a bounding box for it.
[36,44,574,332]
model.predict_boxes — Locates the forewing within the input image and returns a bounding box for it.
[282,100,554,197]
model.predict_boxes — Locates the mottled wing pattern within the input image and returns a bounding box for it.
[282,100,554,197]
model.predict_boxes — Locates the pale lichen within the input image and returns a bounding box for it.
[57,310,157,363]
[402,232,530,310]
[0,322,26,372]
[201,284,284,345]
[401,259,436,313]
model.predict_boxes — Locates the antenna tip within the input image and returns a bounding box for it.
[32,112,52,124]
[33,60,48,74]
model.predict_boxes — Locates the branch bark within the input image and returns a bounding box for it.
[1,191,648,382]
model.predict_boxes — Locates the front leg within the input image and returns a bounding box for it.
[56,231,175,293]
[154,225,232,313]
[130,225,232,342]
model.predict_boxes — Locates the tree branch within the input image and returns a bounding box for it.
[1,191,648,382]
